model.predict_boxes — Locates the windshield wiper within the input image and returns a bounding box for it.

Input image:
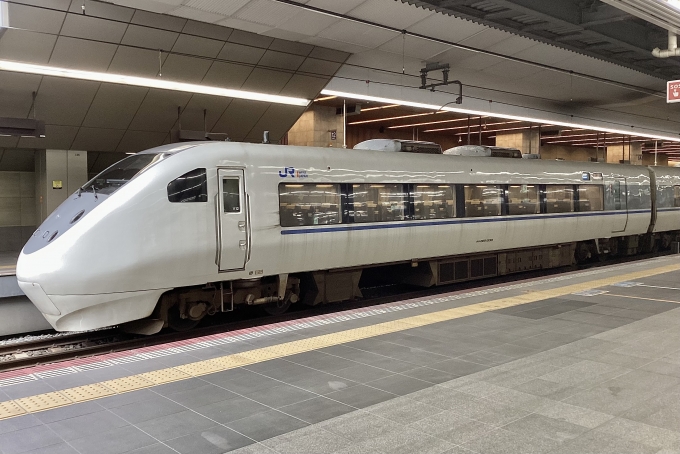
[91,185,98,200]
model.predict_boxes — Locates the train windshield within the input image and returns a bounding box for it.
[81,153,164,195]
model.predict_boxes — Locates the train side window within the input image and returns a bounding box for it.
[506,185,539,215]
[577,185,603,211]
[544,185,574,213]
[222,178,241,213]
[675,186,680,207]
[167,168,207,203]
[278,183,341,227]
[656,185,674,208]
[351,184,407,223]
[464,185,502,217]
[412,185,455,220]
[626,182,651,210]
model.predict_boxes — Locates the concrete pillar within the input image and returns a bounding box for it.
[287,105,345,148]
[495,130,540,155]
[606,143,643,165]
[35,150,87,222]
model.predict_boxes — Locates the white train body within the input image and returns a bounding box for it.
[16,142,680,332]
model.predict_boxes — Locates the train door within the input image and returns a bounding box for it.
[216,168,249,271]
[604,178,627,233]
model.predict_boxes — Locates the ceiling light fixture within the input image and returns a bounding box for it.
[314,95,337,102]
[360,104,400,111]
[0,60,311,107]
[425,120,523,133]
[347,112,441,125]
[321,89,680,143]
[388,116,484,129]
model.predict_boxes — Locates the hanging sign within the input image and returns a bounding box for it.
[667,80,680,103]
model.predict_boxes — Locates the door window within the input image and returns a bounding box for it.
[222,178,241,213]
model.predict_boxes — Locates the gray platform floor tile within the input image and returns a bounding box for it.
[127,444,178,454]
[67,425,157,454]
[262,425,351,454]
[47,409,128,441]
[191,395,270,424]
[20,443,80,454]
[243,383,318,408]
[0,414,42,435]
[162,382,242,409]
[0,424,62,454]
[329,363,397,383]
[164,425,253,454]
[400,366,463,384]
[324,384,397,409]
[135,409,216,442]
[428,358,490,376]
[226,409,309,441]
[364,373,433,395]
[285,370,358,395]
[110,393,187,424]
[278,396,356,424]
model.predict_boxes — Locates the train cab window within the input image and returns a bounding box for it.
[577,185,603,211]
[350,184,407,223]
[506,185,539,215]
[167,168,207,203]
[412,185,455,220]
[222,178,241,212]
[464,185,502,217]
[279,183,341,227]
[544,185,574,213]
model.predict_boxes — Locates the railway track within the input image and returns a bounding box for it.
[0,251,670,373]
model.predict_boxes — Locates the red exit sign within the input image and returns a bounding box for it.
[668,80,680,103]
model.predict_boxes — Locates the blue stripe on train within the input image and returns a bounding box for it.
[281,209,653,235]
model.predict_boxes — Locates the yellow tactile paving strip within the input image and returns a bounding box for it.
[1,261,679,420]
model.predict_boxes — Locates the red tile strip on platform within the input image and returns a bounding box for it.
[0,262,628,385]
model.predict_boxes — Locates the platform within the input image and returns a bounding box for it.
[0,252,18,277]
[0,251,50,335]
[0,256,679,453]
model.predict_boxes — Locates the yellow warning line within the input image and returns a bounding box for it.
[0,261,678,420]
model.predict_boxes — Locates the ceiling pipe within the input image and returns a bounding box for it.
[652,30,680,58]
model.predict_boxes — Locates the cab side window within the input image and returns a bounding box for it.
[167,168,207,203]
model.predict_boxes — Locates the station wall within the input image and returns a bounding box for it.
[0,172,36,252]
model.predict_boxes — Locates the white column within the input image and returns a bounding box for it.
[35,150,87,222]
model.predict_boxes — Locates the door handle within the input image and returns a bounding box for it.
[238,221,246,232]
[239,240,246,250]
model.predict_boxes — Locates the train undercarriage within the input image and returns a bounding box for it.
[131,231,680,334]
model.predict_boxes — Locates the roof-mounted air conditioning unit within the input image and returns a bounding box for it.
[353,139,442,154]
[444,145,522,158]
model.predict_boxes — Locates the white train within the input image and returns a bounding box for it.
[16,140,680,333]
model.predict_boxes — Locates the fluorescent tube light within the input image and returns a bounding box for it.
[0,60,310,107]
[322,89,680,143]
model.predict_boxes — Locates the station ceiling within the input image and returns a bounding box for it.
[2,0,680,168]
[102,0,680,139]
[0,0,348,159]
[405,0,680,80]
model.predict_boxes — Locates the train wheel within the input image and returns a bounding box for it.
[263,297,292,316]
[167,306,200,331]
[575,242,591,264]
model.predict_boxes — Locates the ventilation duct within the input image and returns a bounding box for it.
[653,30,680,58]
